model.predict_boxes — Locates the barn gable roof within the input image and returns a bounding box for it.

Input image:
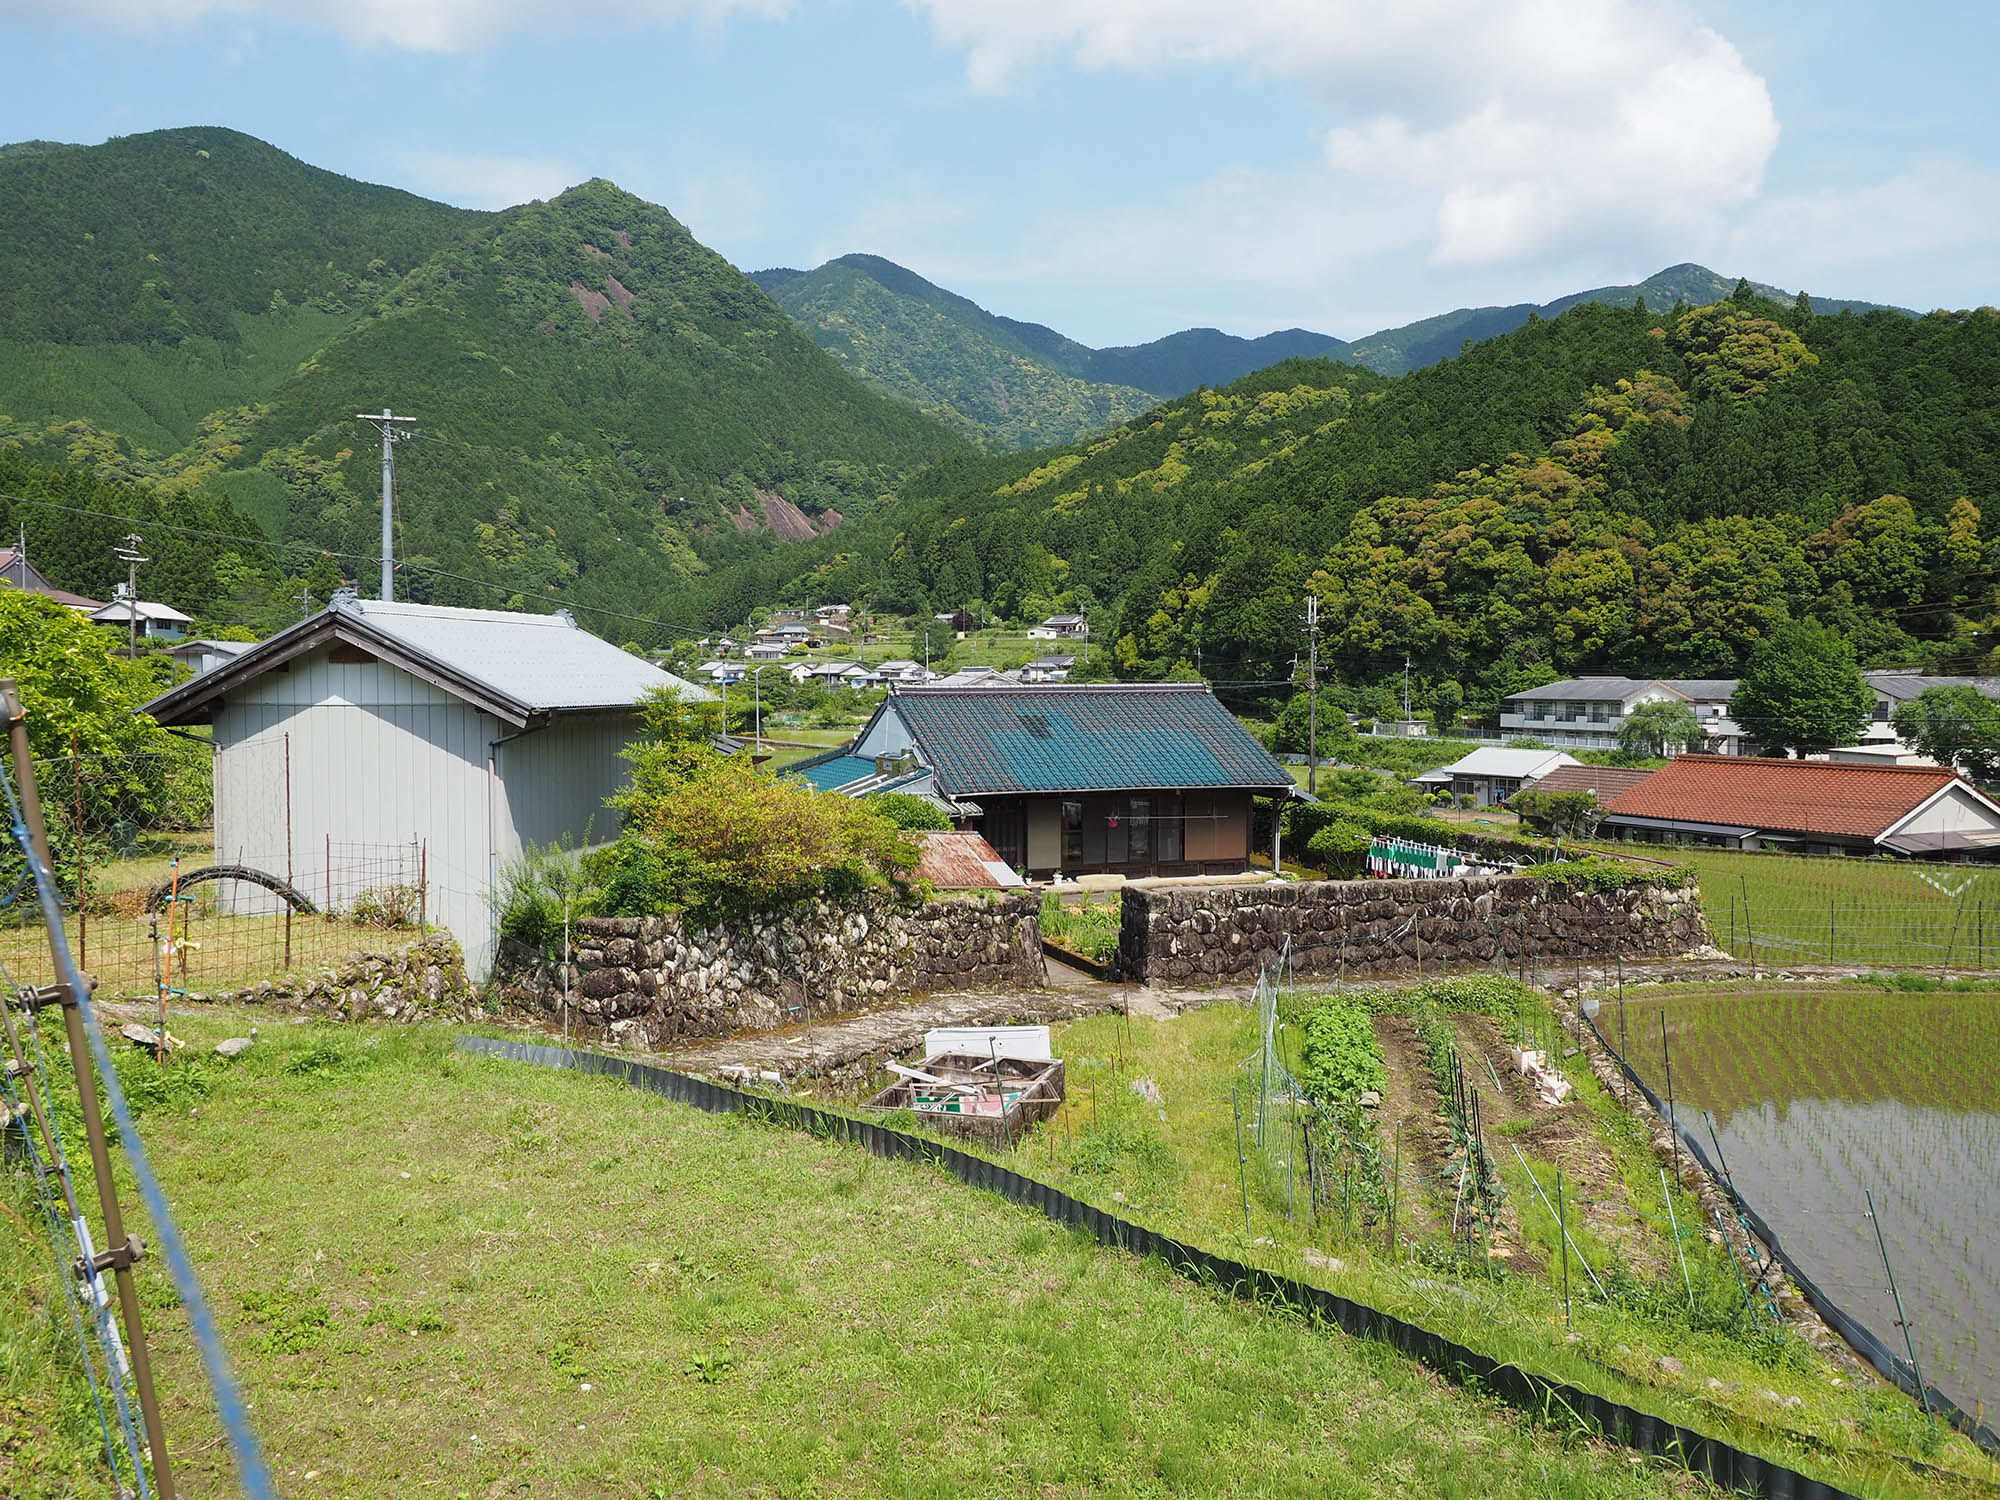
[142,597,709,729]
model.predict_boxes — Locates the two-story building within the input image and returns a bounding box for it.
[1499,677,1748,755]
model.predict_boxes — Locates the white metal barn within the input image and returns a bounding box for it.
[142,596,709,977]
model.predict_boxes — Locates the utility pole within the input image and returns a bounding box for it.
[355,409,417,601]
[112,533,148,661]
[1304,595,1321,797]
[298,581,314,621]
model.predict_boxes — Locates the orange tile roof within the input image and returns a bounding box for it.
[1603,755,1965,840]
[1526,764,1657,801]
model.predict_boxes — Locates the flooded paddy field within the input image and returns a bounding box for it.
[1617,983,2000,1425]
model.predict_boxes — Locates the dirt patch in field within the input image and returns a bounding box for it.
[1372,1013,1444,1240]
[1515,1099,1670,1282]
[1450,1015,1541,1269]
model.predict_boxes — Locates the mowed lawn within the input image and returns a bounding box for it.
[23,1018,1711,1500]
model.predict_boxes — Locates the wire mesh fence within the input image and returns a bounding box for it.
[3,737,440,1001]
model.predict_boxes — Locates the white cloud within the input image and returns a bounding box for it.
[388,149,581,208]
[8,0,791,53]
[905,0,1779,269]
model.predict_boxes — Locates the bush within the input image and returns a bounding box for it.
[869,792,952,831]
[1528,857,1692,893]
[495,838,591,951]
[349,883,421,929]
[1304,820,1372,878]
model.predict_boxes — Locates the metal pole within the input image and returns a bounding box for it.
[73,731,86,971]
[1232,1086,1251,1241]
[1305,595,1319,798]
[355,410,416,601]
[1661,1011,1680,1182]
[1866,1189,1933,1422]
[3,682,177,1498]
[283,734,293,969]
[1557,1168,1571,1328]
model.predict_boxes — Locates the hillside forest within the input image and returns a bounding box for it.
[718,285,1998,720]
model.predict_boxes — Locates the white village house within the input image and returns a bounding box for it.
[141,595,708,977]
[1414,746,1580,807]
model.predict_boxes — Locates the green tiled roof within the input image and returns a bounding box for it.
[789,751,875,792]
[889,685,1295,798]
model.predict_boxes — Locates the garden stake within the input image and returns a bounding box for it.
[1232,1086,1251,1241]
[1660,1012,1680,1181]
[1661,1167,1695,1318]
[1866,1189,1934,1424]
[1557,1168,1571,1329]
[1389,1121,1401,1254]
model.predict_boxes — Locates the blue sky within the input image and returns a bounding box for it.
[2,0,1994,346]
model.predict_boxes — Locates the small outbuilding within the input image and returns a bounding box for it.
[1414,746,1580,807]
[141,595,709,976]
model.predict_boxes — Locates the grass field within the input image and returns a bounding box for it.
[10,1015,1730,1500]
[1644,849,2000,968]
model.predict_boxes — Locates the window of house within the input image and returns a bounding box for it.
[1062,800,1083,865]
[1589,703,1609,723]
[1529,701,1549,721]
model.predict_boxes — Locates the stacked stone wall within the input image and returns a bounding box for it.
[1120,876,1706,986]
[493,892,1046,1048]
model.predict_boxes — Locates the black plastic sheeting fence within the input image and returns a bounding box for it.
[458,1033,1868,1500]
[1584,1014,2000,1459]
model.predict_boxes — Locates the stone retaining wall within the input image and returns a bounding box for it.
[211,931,472,1020]
[1120,875,1707,985]
[492,892,1046,1048]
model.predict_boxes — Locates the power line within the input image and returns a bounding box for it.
[0,493,718,643]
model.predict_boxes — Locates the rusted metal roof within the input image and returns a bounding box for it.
[914,831,1024,888]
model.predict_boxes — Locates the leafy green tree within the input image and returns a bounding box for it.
[1892,687,2000,781]
[1729,619,1873,756]
[868,792,952,831]
[1508,789,1603,839]
[1272,692,1355,757]
[1616,699,1701,757]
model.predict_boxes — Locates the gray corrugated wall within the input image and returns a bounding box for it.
[210,646,643,978]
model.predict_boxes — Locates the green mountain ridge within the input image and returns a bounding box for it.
[753,253,1911,445]
[0,127,966,637]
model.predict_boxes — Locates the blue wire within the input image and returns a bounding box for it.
[3,1065,143,1494]
[5,795,278,1500]
[10,1005,154,1499]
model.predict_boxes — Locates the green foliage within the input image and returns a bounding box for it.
[1892,685,2000,780]
[1729,618,1874,756]
[1039,891,1121,962]
[867,792,953,831]
[495,837,592,951]
[1297,1001,1388,1103]
[1529,857,1693,893]
[1272,691,1355,756]
[1617,699,1702,757]
[1507,789,1603,839]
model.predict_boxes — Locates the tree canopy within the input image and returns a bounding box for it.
[1729,619,1874,756]
[1892,686,2000,781]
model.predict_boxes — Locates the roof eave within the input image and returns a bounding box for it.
[141,609,539,729]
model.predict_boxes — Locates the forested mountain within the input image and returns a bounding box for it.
[747,254,1161,450]
[710,286,2000,718]
[755,254,1909,447]
[0,128,965,636]
[1347,263,1909,376]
